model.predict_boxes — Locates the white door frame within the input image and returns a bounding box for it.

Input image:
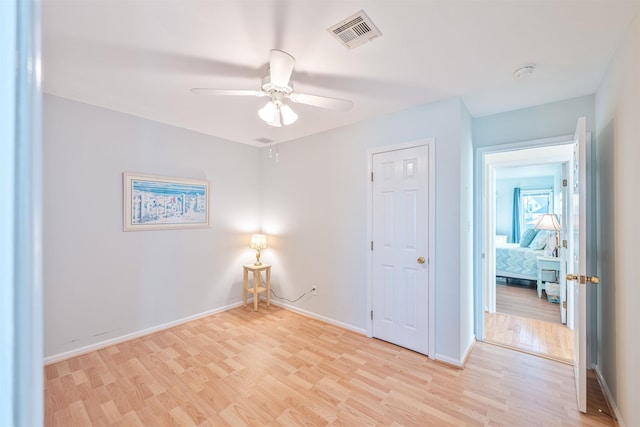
[366,138,436,358]
[474,135,580,341]
[0,0,44,425]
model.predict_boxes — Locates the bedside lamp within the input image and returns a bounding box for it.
[250,234,267,266]
[534,214,560,257]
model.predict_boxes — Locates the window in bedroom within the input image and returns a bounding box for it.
[520,188,553,231]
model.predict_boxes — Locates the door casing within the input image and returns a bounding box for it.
[473,134,596,367]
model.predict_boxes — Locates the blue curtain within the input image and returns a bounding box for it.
[512,187,521,243]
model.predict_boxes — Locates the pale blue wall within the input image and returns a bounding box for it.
[43,95,262,360]
[459,102,475,358]
[261,97,473,364]
[594,12,640,427]
[473,95,595,147]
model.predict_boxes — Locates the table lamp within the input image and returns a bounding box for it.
[534,213,560,257]
[250,234,267,265]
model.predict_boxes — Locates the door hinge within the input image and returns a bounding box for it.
[562,179,568,187]
[370,172,373,182]
[370,241,373,251]
[371,310,373,320]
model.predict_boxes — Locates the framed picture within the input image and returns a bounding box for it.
[123,172,210,231]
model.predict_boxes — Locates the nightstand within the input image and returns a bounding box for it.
[536,256,560,298]
[243,264,271,311]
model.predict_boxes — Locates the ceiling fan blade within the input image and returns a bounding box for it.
[190,88,265,97]
[269,49,295,87]
[288,92,353,111]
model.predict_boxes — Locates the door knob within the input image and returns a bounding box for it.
[566,274,600,284]
[417,257,426,264]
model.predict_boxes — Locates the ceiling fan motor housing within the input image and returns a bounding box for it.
[261,75,294,95]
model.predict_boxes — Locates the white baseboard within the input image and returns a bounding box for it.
[43,299,366,365]
[433,336,475,368]
[269,300,367,335]
[435,353,464,368]
[595,365,625,427]
[43,301,244,365]
[461,337,476,366]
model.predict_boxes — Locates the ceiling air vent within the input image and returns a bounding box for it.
[327,10,382,50]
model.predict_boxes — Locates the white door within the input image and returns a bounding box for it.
[567,116,597,413]
[371,146,429,355]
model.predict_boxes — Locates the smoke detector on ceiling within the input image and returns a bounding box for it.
[514,64,536,79]
[327,10,382,50]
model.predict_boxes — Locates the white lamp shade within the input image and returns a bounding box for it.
[266,111,282,127]
[250,234,267,250]
[280,104,298,125]
[258,101,277,123]
[534,213,560,231]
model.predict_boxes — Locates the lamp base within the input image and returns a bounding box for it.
[254,249,262,266]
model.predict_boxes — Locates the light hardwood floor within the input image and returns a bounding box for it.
[45,305,614,426]
[496,283,560,324]
[486,283,574,363]
[484,311,574,363]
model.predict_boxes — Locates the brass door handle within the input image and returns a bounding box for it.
[417,257,426,264]
[566,274,600,284]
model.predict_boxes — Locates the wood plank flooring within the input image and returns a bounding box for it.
[45,305,613,426]
[484,311,574,363]
[496,283,560,324]
[486,282,573,362]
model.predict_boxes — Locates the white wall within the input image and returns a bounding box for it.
[261,97,473,364]
[595,11,640,427]
[43,95,262,360]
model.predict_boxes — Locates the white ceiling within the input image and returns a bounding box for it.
[42,0,639,146]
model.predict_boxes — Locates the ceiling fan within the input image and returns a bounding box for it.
[191,49,353,127]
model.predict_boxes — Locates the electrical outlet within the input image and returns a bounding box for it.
[311,286,318,296]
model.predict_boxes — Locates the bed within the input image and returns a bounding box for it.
[495,242,545,281]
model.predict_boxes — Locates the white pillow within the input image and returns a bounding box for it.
[529,231,547,250]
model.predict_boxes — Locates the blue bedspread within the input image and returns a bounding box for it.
[495,243,544,280]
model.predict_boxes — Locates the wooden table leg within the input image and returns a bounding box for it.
[243,267,248,307]
[253,271,259,311]
[266,267,271,307]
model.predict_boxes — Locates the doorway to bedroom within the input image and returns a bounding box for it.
[480,142,574,363]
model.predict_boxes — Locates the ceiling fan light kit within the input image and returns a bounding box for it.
[191,49,353,128]
[258,100,298,127]
[257,87,299,127]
